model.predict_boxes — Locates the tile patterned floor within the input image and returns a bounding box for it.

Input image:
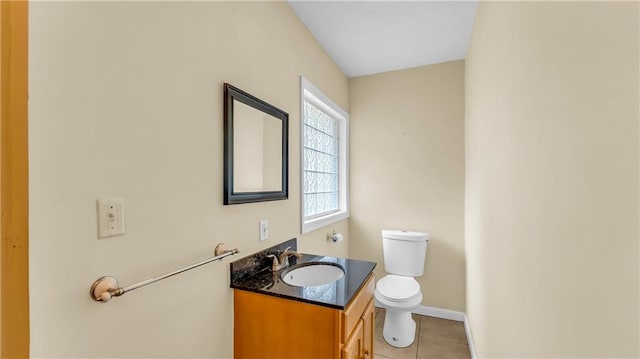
[374,308,471,359]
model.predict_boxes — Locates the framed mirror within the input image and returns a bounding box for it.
[223,83,289,205]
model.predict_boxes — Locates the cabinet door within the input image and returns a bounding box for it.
[361,299,375,359]
[341,320,363,359]
[341,274,375,344]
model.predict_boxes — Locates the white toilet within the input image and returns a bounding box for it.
[374,229,429,348]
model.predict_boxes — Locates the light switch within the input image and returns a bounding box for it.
[97,198,125,238]
[259,219,269,242]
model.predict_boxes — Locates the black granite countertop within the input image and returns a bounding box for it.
[229,239,376,310]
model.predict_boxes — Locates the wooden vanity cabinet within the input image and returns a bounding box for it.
[361,299,375,358]
[234,274,375,359]
[341,320,363,359]
[342,295,375,359]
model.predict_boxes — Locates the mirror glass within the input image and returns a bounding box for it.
[224,83,288,205]
[232,100,282,192]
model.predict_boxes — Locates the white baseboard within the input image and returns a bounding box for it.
[374,302,476,358]
[374,302,465,322]
[464,314,477,359]
[412,305,465,322]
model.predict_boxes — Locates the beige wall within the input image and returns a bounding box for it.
[28,2,348,357]
[349,61,465,312]
[465,2,639,357]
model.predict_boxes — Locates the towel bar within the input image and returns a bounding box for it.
[90,243,238,303]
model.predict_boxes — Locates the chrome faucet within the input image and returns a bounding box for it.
[267,247,302,271]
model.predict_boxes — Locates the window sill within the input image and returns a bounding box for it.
[302,210,349,234]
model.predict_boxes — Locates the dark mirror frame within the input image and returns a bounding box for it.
[223,83,289,205]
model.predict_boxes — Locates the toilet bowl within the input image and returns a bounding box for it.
[375,230,429,348]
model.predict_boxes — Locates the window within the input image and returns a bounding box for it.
[300,77,349,233]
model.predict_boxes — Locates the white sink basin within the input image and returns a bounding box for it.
[281,263,345,287]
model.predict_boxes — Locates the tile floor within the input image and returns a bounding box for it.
[374,308,471,359]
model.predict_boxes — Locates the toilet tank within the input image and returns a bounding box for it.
[382,230,429,277]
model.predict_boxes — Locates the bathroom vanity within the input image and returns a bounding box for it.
[230,239,376,359]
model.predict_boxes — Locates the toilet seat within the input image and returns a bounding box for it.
[375,275,421,302]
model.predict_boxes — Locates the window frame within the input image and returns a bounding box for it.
[300,77,349,234]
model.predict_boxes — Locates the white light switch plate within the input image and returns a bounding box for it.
[97,198,125,238]
[259,219,269,242]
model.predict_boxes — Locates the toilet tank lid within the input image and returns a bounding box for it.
[382,230,429,241]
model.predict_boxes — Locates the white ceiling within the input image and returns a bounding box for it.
[288,1,478,78]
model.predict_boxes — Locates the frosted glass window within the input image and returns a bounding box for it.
[300,77,349,233]
[303,101,339,218]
